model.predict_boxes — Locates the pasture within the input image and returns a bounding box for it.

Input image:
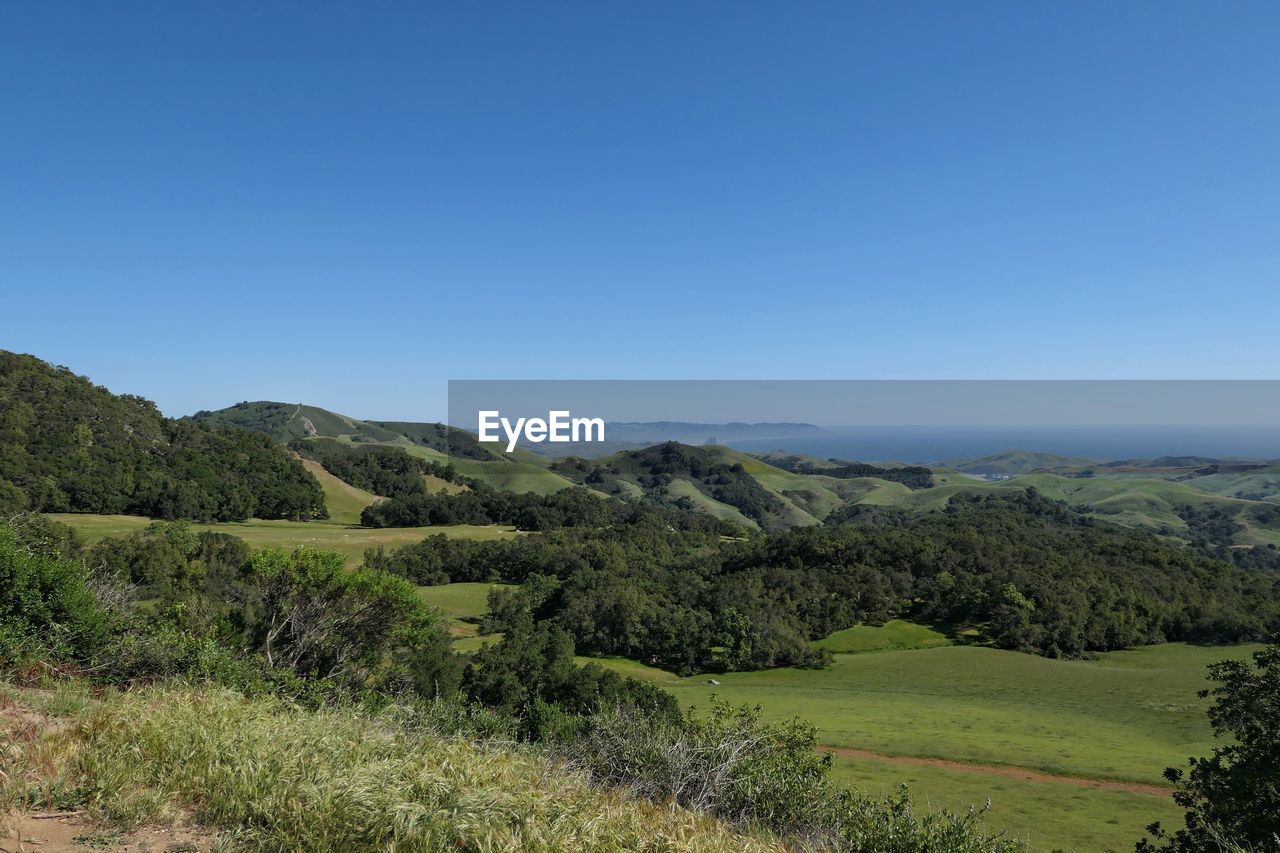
[48,514,520,566]
[417,581,513,639]
[589,627,1258,851]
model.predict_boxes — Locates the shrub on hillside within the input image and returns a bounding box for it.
[0,520,108,668]
[561,699,1022,852]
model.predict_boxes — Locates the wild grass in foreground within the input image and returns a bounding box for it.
[5,685,776,852]
[2,684,1025,852]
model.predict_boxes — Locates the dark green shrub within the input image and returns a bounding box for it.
[0,520,108,667]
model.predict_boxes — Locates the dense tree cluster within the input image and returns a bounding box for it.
[6,516,674,725]
[768,456,936,489]
[360,483,621,530]
[370,490,1280,671]
[553,442,788,527]
[0,352,326,521]
[289,438,462,498]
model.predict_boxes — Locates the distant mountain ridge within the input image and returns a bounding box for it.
[188,400,1280,541]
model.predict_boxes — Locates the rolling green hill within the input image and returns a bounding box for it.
[298,459,380,524]
[190,401,580,496]
[187,401,496,459]
[939,449,1097,478]
[550,442,843,530]
[0,352,326,522]
[182,401,1280,545]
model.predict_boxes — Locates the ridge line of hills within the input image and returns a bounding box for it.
[2,351,1278,548]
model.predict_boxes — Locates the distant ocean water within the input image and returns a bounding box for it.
[724,426,1280,464]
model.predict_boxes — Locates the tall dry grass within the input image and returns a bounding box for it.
[7,684,781,852]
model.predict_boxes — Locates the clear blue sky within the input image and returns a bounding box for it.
[2,2,1277,419]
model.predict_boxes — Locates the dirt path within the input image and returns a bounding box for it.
[2,812,211,852]
[822,745,1174,796]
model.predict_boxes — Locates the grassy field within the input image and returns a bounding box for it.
[640,642,1249,783]
[417,581,513,638]
[49,514,520,566]
[590,633,1257,851]
[812,619,952,653]
[831,755,1183,852]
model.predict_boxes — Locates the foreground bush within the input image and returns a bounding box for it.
[0,521,107,667]
[561,701,1022,853]
[15,685,779,852]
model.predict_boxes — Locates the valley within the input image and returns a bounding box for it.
[4,354,1278,851]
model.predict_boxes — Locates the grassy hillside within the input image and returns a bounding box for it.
[49,513,520,566]
[1090,460,1280,504]
[299,459,380,524]
[592,639,1259,850]
[550,443,839,530]
[811,468,1280,544]
[940,450,1098,478]
[417,581,514,638]
[449,455,580,496]
[192,401,586,497]
[188,401,496,459]
[1,684,778,852]
[812,620,952,654]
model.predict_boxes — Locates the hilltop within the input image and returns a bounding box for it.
[182,400,1280,546]
[0,352,325,521]
[550,442,937,531]
[939,449,1098,478]
[189,401,578,496]
[187,401,495,459]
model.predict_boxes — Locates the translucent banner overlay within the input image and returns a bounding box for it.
[447,380,1280,462]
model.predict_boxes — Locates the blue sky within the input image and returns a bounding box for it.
[2,2,1277,419]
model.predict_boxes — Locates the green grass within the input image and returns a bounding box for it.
[590,639,1260,851]
[448,456,579,495]
[6,685,777,852]
[633,643,1256,784]
[665,478,757,527]
[830,755,1184,852]
[417,581,514,638]
[812,620,952,654]
[299,458,380,524]
[48,513,520,566]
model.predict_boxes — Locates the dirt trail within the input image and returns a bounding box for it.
[822,745,1173,796]
[3,812,211,852]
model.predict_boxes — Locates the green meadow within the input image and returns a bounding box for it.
[635,642,1250,784]
[417,581,513,639]
[831,756,1184,852]
[406,585,1247,849]
[812,619,952,653]
[590,627,1254,851]
[49,514,520,566]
